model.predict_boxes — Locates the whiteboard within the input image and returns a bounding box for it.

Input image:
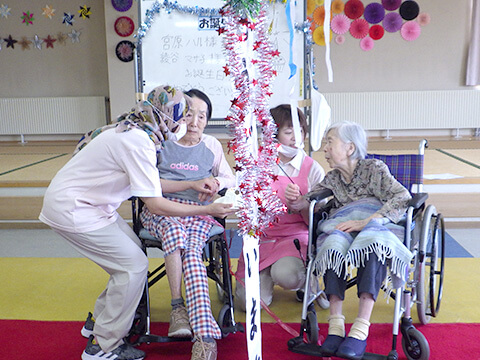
[139,0,305,120]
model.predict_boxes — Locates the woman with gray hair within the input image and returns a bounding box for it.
[285,121,412,360]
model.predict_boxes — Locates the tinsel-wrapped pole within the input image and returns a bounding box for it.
[220,1,286,359]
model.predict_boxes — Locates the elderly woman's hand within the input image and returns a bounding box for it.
[335,213,383,232]
[192,178,220,202]
[205,202,235,218]
[285,183,308,213]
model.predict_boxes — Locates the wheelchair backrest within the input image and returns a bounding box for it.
[365,153,424,194]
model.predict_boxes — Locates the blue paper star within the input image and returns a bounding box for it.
[62,12,75,26]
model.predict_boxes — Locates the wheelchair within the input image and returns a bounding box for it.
[126,196,244,345]
[288,139,445,360]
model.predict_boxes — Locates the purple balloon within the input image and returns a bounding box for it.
[364,3,385,24]
[383,12,403,33]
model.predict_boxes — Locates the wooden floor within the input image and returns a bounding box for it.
[1,136,479,228]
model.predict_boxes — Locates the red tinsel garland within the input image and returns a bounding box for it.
[219,3,286,237]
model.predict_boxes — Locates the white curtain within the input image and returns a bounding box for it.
[466,0,480,85]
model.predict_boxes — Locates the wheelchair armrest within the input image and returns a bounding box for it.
[308,189,333,202]
[409,192,428,209]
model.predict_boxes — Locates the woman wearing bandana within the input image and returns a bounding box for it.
[235,104,329,311]
[39,85,234,360]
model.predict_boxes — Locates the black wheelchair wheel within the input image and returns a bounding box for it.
[401,327,430,360]
[416,205,445,324]
[217,303,233,338]
[304,310,319,345]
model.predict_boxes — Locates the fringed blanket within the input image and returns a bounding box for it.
[314,197,413,292]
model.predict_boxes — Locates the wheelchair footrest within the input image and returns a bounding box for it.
[288,337,388,360]
[136,334,192,344]
[221,323,245,336]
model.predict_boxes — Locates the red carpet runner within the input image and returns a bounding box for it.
[2,320,479,359]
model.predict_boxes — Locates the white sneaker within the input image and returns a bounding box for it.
[82,335,145,360]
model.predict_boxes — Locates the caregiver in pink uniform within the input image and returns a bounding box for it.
[39,86,234,360]
[235,104,329,311]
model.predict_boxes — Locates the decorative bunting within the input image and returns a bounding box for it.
[4,34,17,49]
[62,12,75,26]
[19,36,32,50]
[21,11,34,25]
[42,5,55,19]
[33,34,43,50]
[68,29,81,43]
[78,5,92,19]
[43,34,56,48]
[56,32,68,45]
[0,4,11,19]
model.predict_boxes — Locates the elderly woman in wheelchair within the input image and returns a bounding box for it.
[285,121,413,360]
[140,89,236,360]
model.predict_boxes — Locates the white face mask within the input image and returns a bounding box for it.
[168,123,187,141]
[278,143,303,158]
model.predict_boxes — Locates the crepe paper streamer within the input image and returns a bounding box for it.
[112,0,133,12]
[369,24,384,40]
[350,18,369,39]
[364,3,385,24]
[313,25,332,45]
[324,0,333,82]
[360,36,374,51]
[401,20,421,41]
[381,0,401,11]
[307,0,316,15]
[116,40,135,62]
[332,0,345,14]
[335,34,345,44]
[417,12,430,26]
[285,0,297,79]
[344,0,364,20]
[331,14,350,34]
[400,1,419,21]
[115,16,135,37]
[383,12,403,33]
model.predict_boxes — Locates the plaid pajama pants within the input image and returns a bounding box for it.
[140,197,222,339]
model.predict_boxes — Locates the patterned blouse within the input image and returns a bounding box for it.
[307,158,411,223]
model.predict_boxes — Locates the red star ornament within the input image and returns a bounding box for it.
[43,35,56,48]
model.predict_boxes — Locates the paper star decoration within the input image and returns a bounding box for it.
[56,32,67,45]
[62,12,74,26]
[4,35,17,49]
[21,11,34,25]
[19,36,32,50]
[0,4,11,19]
[42,5,55,19]
[33,34,43,50]
[68,29,81,43]
[78,5,91,19]
[43,35,56,48]
[0,38,4,51]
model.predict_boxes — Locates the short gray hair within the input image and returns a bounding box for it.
[326,121,367,160]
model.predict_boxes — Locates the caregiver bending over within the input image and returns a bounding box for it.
[285,121,412,360]
[39,85,234,360]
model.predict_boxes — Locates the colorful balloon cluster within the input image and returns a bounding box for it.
[219,2,287,237]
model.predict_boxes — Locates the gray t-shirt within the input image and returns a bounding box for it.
[158,139,215,204]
